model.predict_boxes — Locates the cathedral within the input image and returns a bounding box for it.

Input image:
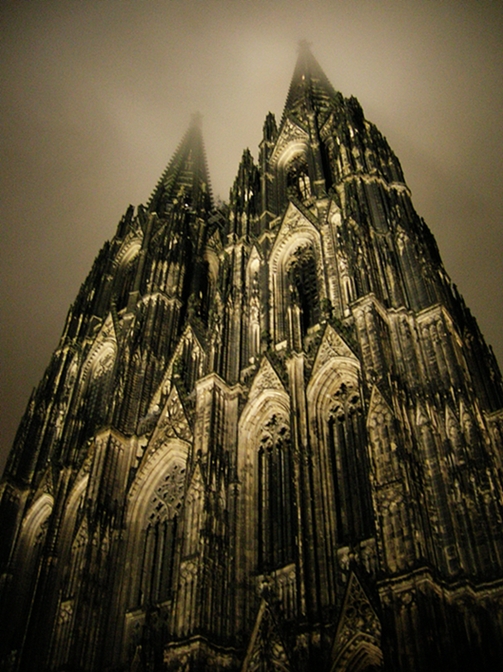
[2,44,503,672]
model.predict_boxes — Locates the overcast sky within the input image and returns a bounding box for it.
[1,0,502,474]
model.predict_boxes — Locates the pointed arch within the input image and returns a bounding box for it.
[238,366,295,591]
[307,354,372,606]
[269,205,325,345]
[124,438,189,610]
[242,599,292,672]
[113,237,141,311]
[330,574,383,672]
[7,493,54,656]
[15,493,53,562]
[77,327,118,435]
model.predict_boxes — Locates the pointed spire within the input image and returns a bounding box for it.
[282,41,338,122]
[148,114,213,215]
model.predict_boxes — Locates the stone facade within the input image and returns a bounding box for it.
[1,44,503,672]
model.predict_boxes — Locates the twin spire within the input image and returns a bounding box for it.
[149,43,337,214]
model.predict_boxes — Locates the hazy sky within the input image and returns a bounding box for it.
[1,0,502,474]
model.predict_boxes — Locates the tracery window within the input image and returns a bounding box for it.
[258,415,296,572]
[327,383,373,544]
[138,463,185,606]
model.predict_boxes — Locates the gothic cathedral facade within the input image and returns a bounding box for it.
[2,45,503,672]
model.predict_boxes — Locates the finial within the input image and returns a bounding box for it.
[298,39,313,54]
[191,112,203,129]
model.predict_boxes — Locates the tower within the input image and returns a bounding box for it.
[1,43,503,671]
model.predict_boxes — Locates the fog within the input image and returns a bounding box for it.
[1,0,502,473]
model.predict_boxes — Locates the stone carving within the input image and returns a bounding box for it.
[330,572,383,672]
[242,600,291,672]
[249,357,286,400]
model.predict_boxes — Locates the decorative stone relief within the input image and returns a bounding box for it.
[146,388,192,463]
[310,324,356,380]
[248,357,286,401]
[242,600,292,672]
[330,572,383,672]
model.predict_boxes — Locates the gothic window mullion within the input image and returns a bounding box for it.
[152,521,165,602]
[344,407,359,540]
[140,526,154,605]
[258,447,267,570]
[327,415,345,544]
[149,523,161,605]
[334,418,348,544]
[257,420,296,573]
[160,516,177,601]
[278,443,286,565]
[268,446,278,569]
[280,440,294,565]
[273,441,284,567]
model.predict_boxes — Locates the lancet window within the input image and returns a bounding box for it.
[287,245,320,336]
[327,383,373,544]
[257,415,296,572]
[138,463,185,607]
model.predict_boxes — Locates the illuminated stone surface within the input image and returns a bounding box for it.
[1,45,503,671]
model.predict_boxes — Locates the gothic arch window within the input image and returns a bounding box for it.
[50,516,88,668]
[327,382,373,545]
[287,245,320,337]
[113,240,141,312]
[8,495,53,656]
[82,344,116,432]
[137,462,185,607]
[269,222,325,346]
[257,414,296,573]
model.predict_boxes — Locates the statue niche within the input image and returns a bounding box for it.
[286,155,312,202]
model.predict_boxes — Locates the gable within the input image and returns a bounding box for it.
[269,117,309,169]
[241,599,291,672]
[310,323,358,381]
[269,202,321,276]
[248,356,286,403]
[330,572,383,672]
